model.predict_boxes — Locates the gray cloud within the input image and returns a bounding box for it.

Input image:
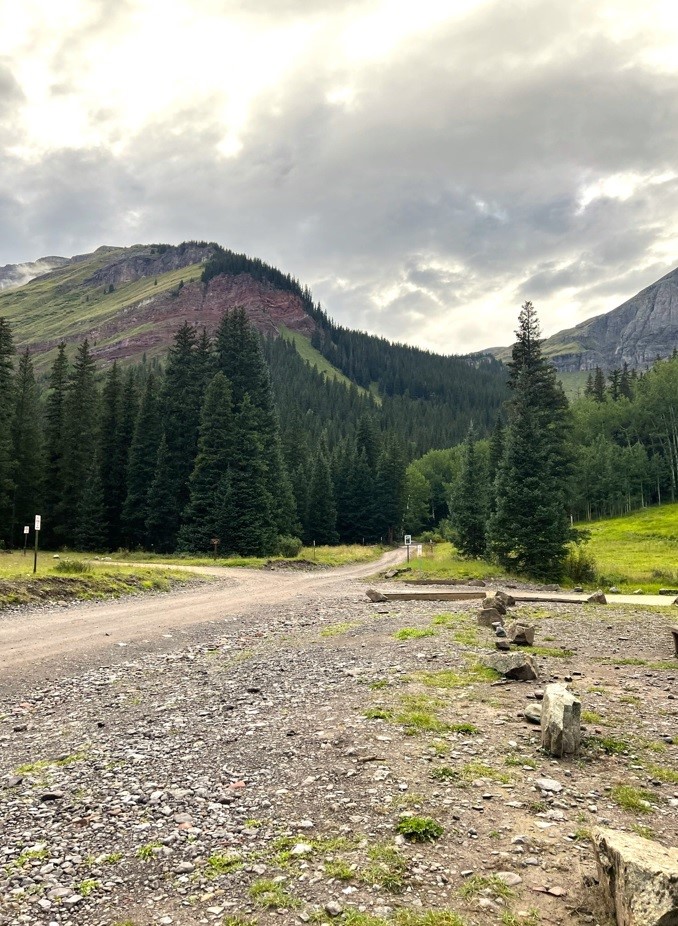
[2,0,678,351]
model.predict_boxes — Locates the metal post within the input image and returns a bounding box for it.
[33,529,39,574]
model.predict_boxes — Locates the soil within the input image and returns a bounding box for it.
[0,553,676,926]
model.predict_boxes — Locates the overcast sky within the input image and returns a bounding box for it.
[2,0,678,352]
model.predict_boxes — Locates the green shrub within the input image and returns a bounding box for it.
[54,558,93,574]
[396,816,444,842]
[276,535,303,557]
[563,544,597,584]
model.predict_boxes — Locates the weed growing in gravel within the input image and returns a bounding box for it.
[394,627,437,640]
[505,754,536,769]
[431,612,464,627]
[396,913,468,926]
[102,852,123,864]
[205,853,242,877]
[459,874,514,900]
[449,722,480,734]
[396,816,444,842]
[501,911,541,926]
[581,710,605,724]
[618,694,641,705]
[598,657,678,670]
[645,763,678,784]
[249,878,299,909]
[223,918,256,926]
[77,879,99,896]
[430,766,461,782]
[364,707,393,721]
[524,645,573,658]
[431,740,450,756]
[321,622,359,637]
[136,842,161,860]
[418,663,500,688]
[16,847,49,866]
[459,762,511,783]
[324,858,354,880]
[396,693,450,734]
[452,628,482,646]
[631,823,656,840]
[369,679,389,690]
[589,734,631,755]
[573,827,592,841]
[361,844,407,892]
[16,750,87,775]
[611,784,656,813]
[529,801,546,814]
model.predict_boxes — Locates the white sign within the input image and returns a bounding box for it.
[416,544,423,557]
[404,534,412,545]
[34,515,41,531]
[24,525,29,535]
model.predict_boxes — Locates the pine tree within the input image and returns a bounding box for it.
[59,339,100,543]
[375,436,406,542]
[42,343,69,547]
[223,393,276,556]
[145,435,179,553]
[619,362,633,400]
[0,318,16,546]
[306,448,339,544]
[608,369,621,401]
[10,350,43,547]
[99,363,126,549]
[592,367,606,403]
[122,373,163,548]
[75,454,106,551]
[487,302,573,580]
[177,372,233,552]
[450,423,487,557]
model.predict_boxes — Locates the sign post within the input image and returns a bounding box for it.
[211,537,220,561]
[33,515,41,574]
[23,525,29,556]
[404,534,412,563]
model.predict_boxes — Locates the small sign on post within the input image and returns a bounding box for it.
[416,544,423,558]
[33,515,41,574]
[211,537,220,561]
[404,534,412,563]
[23,525,29,557]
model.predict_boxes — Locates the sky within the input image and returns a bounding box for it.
[1,0,678,353]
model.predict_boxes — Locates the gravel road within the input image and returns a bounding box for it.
[1,554,676,926]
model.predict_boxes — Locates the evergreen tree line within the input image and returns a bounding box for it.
[0,310,411,553]
[405,307,678,577]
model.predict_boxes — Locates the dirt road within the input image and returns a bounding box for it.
[0,549,405,681]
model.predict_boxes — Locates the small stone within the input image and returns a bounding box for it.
[482,652,538,681]
[535,777,563,793]
[290,843,313,856]
[40,791,64,801]
[174,861,195,873]
[523,703,542,724]
[324,901,343,917]
[496,871,522,887]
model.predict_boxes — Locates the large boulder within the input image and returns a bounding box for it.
[366,589,387,602]
[593,827,678,926]
[540,683,581,756]
[587,590,607,604]
[477,608,505,627]
[506,621,535,646]
[482,595,507,615]
[482,652,538,681]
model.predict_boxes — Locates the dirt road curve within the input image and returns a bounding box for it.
[0,549,405,679]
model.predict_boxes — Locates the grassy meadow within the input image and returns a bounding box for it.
[0,552,201,609]
[108,544,387,568]
[398,502,678,593]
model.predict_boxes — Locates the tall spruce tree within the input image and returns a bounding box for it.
[99,363,126,549]
[177,372,233,552]
[122,373,162,547]
[487,302,573,580]
[223,393,276,556]
[0,318,16,546]
[42,343,69,547]
[215,309,296,536]
[450,423,487,557]
[59,339,99,544]
[375,436,406,543]
[75,453,106,551]
[306,447,339,544]
[145,434,179,552]
[11,349,43,547]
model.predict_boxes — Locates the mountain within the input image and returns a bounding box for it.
[0,241,508,453]
[485,265,678,372]
[0,255,73,291]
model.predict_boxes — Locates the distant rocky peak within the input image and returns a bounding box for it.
[0,256,71,291]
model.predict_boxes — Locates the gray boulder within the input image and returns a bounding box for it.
[477,608,505,627]
[587,590,607,604]
[482,596,507,615]
[523,703,542,723]
[494,589,516,607]
[540,683,581,757]
[506,621,535,646]
[482,652,538,681]
[593,827,678,926]
[366,589,387,602]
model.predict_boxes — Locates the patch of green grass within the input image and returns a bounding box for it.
[395,693,449,734]
[395,913,468,926]
[361,844,407,892]
[459,874,514,900]
[364,707,393,721]
[501,912,540,926]
[16,847,49,866]
[321,622,359,637]
[398,542,505,583]
[432,612,465,627]
[16,751,87,775]
[205,853,242,878]
[369,679,389,690]
[417,662,500,688]
[249,878,299,909]
[524,645,574,658]
[582,710,605,724]
[590,735,631,755]
[102,852,123,864]
[396,816,444,842]
[504,754,537,769]
[610,784,656,814]
[460,762,512,783]
[394,627,436,640]
[324,858,354,881]
[645,764,678,784]
[449,722,480,734]
[453,628,482,646]
[631,823,656,840]
[223,919,257,926]
[618,694,641,705]
[135,842,161,860]
[597,657,677,669]
[77,879,99,897]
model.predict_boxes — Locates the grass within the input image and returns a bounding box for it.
[580,503,678,592]
[321,622,359,637]
[108,543,386,568]
[136,842,161,860]
[459,874,514,900]
[249,878,299,909]
[581,710,605,725]
[397,542,505,582]
[362,844,408,892]
[204,853,242,878]
[645,764,678,784]
[77,879,99,897]
[16,751,87,775]
[324,859,354,881]
[0,552,198,608]
[524,645,573,658]
[344,913,467,926]
[394,627,436,640]
[597,657,678,670]
[610,784,656,814]
[396,816,444,842]
[417,663,500,688]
